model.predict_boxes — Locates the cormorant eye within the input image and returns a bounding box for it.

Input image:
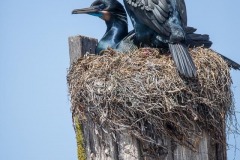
[98,4,106,10]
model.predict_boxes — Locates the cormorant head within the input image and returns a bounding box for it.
[72,0,127,23]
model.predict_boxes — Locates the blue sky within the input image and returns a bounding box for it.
[0,0,239,159]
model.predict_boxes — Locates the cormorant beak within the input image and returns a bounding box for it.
[72,6,102,17]
[72,4,111,21]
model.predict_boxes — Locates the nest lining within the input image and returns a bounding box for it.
[67,47,233,149]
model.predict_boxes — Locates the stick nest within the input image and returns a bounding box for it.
[67,47,233,149]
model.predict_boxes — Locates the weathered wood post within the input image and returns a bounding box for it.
[68,35,227,160]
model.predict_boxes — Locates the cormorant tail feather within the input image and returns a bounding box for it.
[169,43,197,77]
[216,52,240,70]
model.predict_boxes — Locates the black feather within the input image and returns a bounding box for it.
[169,43,197,77]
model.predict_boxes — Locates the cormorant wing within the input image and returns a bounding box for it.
[115,30,138,53]
[124,0,187,36]
[177,0,187,26]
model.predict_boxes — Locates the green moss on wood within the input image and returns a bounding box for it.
[74,117,87,160]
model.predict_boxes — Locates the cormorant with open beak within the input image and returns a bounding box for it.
[72,0,128,54]
[123,0,197,77]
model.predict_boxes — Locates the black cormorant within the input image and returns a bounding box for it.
[72,0,128,54]
[123,0,197,77]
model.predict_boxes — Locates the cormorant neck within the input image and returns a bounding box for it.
[96,16,128,53]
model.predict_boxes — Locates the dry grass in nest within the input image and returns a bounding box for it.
[67,47,234,149]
